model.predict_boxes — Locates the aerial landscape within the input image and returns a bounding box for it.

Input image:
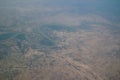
[0,0,120,80]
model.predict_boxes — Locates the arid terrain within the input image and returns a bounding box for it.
[0,0,120,80]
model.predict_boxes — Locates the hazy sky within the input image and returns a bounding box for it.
[0,0,120,27]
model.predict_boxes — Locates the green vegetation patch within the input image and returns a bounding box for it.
[0,32,18,41]
[40,37,55,46]
[15,33,26,40]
